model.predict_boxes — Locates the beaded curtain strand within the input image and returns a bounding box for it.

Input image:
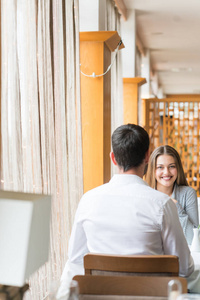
[1,0,83,298]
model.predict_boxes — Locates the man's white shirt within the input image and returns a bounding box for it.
[57,174,194,298]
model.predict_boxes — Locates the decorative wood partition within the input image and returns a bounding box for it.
[143,96,200,195]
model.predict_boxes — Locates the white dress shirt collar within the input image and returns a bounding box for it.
[109,174,148,187]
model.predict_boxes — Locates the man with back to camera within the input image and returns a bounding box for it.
[57,123,198,298]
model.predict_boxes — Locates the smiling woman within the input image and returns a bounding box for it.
[146,145,199,245]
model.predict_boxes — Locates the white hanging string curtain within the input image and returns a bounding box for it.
[106,0,123,176]
[1,0,83,298]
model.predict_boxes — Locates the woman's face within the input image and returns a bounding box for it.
[155,155,178,190]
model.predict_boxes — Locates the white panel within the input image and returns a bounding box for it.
[141,50,151,98]
[121,9,136,78]
[0,199,32,286]
[79,0,106,31]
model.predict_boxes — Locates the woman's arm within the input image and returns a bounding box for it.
[175,187,199,245]
[162,199,194,277]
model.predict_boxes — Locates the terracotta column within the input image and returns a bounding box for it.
[123,77,146,125]
[80,31,124,193]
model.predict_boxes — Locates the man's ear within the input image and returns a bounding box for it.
[110,151,117,165]
[144,149,150,164]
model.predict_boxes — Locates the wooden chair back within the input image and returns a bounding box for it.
[74,275,187,299]
[84,254,179,276]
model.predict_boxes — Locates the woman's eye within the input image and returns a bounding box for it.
[169,165,176,169]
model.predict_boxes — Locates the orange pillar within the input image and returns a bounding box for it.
[80,31,124,193]
[123,78,146,125]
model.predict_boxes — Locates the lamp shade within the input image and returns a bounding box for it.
[0,190,51,287]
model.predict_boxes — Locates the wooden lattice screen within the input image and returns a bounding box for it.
[143,96,200,196]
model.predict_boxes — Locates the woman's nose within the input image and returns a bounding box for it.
[163,167,169,174]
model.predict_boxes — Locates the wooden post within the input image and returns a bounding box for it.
[123,77,146,125]
[80,31,124,193]
[142,98,147,129]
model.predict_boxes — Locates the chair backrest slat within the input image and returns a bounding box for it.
[84,254,179,276]
[74,275,187,297]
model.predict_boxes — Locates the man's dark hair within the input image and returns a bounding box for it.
[111,124,150,171]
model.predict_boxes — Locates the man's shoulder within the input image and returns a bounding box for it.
[142,184,171,202]
[81,179,171,207]
[81,182,109,199]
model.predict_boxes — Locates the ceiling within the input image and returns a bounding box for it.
[123,0,200,95]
